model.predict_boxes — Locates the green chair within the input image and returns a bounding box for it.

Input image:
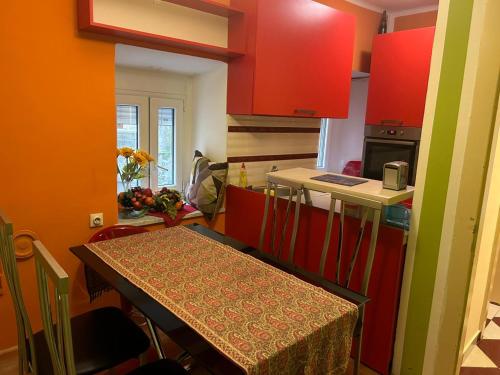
[0,210,150,375]
[0,209,37,375]
[32,240,187,375]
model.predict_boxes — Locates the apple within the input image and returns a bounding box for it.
[143,188,153,197]
[132,201,143,210]
[144,197,155,206]
[131,197,137,203]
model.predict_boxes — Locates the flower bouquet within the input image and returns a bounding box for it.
[117,148,154,218]
[117,148,184,220]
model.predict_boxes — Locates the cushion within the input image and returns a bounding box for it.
[185,151,228,221]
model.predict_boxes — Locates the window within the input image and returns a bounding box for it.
[116,95,183,192]
[317,119,329,169]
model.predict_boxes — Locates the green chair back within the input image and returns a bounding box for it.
[32,240,77,375]
[0,210,37,374]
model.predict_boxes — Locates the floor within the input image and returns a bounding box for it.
[461,303,500,374]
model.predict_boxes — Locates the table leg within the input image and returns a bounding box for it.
[303,188,313,206]
[319,195,336,277]
[336,201,345,284]
[354,304,365,375]
[288,188,303,264]
[258,182,272,251]
[346,207,369,288]
[270,183,279,255]
[361,208,382,295]
[146,317,165,360]
[277,188,294,260]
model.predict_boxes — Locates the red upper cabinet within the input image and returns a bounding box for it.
[365,27,435,127]
[227,0,355,118]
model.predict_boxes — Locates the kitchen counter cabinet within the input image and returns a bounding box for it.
[227,0,355,118]
[226,185,406,375]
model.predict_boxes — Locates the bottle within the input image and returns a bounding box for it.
[378,10,388,34]
[239,163,248,188]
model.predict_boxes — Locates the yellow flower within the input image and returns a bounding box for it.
[120,147,134,158]
[137,150,155,162]
[132,152,148,167]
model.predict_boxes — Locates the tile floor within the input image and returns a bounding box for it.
[461,303,500,375]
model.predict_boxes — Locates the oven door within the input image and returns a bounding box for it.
[362,138,419,185]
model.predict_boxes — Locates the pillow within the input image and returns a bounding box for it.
[185,150,228,221]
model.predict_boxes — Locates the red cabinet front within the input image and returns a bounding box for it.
[228,0,355,118]
[365,27,435,127]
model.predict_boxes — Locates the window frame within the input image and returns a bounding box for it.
[149,97,184,191]
[115,93,184,192]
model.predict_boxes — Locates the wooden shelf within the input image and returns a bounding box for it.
[78,0,245,61]
[162,0,244,17]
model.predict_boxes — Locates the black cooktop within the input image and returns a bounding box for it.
[310,174,368,187]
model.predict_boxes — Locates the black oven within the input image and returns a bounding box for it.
[362,126,421,186]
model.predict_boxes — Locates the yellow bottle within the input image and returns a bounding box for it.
[239,163,248,188]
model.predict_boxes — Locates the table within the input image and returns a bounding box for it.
[71,224,360,375]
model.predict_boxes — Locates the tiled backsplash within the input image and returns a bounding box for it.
[227,115,321,187]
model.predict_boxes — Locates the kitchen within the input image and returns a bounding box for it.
[1,1,499,375]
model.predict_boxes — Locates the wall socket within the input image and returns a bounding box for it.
[90,213,104,228]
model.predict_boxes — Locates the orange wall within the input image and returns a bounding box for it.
[394,11,438,32]
[317,0,381,72]
[0,0,369,351]
[0,0,120,350]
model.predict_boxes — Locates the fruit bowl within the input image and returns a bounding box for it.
[118,206,148,219]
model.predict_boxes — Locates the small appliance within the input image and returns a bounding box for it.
[383,161,409,190]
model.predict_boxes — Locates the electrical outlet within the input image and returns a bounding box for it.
[90,213,104,228]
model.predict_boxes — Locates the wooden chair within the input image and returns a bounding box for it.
[33,239,187,375]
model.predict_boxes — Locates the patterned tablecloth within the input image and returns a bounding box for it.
[85,226,358,375]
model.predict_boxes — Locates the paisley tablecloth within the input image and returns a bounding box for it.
[85,226,358,375]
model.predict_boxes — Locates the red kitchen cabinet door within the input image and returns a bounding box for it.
[365,27,435,127]
[228,0,355,118]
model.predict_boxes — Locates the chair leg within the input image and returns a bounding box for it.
[139,352,148,366]
[353,306,365,375]
[145,317,165,360]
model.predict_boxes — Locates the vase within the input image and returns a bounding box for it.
[122,180,132,193]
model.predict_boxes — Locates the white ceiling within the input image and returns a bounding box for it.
[115,44,225,75]
[347,0,438,12]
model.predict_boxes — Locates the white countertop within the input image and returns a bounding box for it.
[267,168,414,206]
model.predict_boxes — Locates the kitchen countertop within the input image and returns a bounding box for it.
[267,168,414,206]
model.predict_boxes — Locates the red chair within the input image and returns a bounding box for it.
[89,225,149,243]
[342,160,362,177]
[85,226,149,303]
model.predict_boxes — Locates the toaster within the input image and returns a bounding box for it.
[383,161,409,190]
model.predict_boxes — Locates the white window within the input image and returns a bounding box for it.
[116,94,184,192]
[317,118,329,169]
